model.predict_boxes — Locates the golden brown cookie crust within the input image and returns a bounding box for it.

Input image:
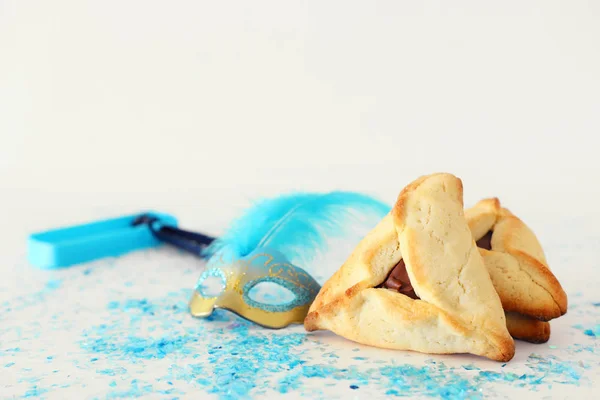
[305,173,515,362]
[465,198,568,321]
[505,312,551,344]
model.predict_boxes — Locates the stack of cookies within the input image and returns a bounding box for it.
[304,173,567,362]
[466,198,567,345]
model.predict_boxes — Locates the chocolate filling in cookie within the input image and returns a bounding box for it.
[377,259,420,299]
[379,231,494,300]
[476,231,493,251]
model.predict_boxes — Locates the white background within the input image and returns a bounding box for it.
[0,0,599,288]
[2,1,600,234]
[1,2,599,398]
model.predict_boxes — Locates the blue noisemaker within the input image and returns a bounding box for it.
[27,192,390,328]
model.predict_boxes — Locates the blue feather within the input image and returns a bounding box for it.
[205,191,391,273]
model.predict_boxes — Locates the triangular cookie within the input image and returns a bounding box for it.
[305,173,515,362]
[465,198,568,322]
[505,311,551,344]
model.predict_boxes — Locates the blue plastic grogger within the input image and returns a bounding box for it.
[27,211,216,269]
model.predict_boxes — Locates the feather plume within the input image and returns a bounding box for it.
[205,192,390,279]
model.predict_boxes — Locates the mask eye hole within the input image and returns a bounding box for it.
[196,268,226,298]
[246,281,296,306]
[243,278,310,312]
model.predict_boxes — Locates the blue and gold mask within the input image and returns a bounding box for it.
[25,192,389,329]
[190,248,321,328]
[188,191,390,329]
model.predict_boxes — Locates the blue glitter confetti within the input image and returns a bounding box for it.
[573,323,600,338]
[23,386,49,398]
[45,279,62,290]
[0,278,64,317]
[5,269,597,399]
[97,367,128,376]
[567,344,598,354]
[104,379,176,399]
[72,296,598,399]
[583,325,600,337]
[82,330,200,360]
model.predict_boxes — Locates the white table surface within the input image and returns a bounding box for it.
[1,1,599,399]
[1,189,599,400]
